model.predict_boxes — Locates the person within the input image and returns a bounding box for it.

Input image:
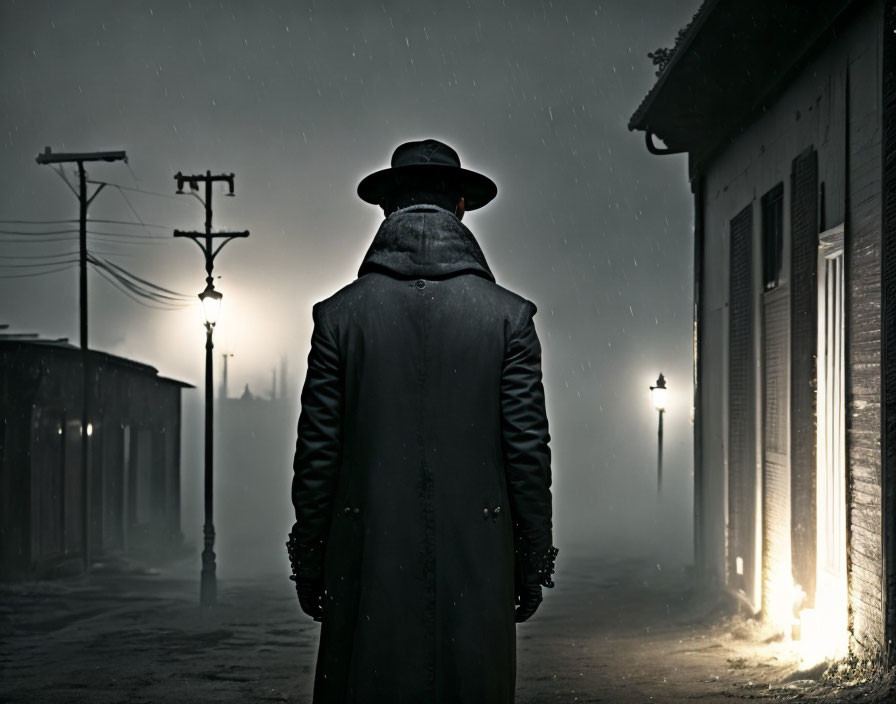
[287,138,556,703]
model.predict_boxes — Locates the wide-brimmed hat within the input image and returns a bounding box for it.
[357,138,497,210]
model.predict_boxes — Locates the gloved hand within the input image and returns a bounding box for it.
[289,571,324,622]
[286,524,325,622]
[514,543,558,623]
[515,581,543,623]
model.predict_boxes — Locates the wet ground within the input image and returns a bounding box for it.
[1,550,893,703]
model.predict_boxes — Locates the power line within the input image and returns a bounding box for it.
[0,248,128,260]
[89,259,181,305]
[0,236,80,244]
[0,263,77,279]
[97,257,193,300]
[91,263,189,310]
[0,218,172,230]
[87,255,193,305]
[92,257,193,302]
[0,258,79,268]
[0,228,163,239]
[0,219,78,225]
[87,229,166,240]
[0,233,160,245]
[0,228,79,235]
[0,251,80,259]
[89,180,180,201]
[112,184,157,238]
[88,219,170,229]
[0,229,164,243]
[51,164,79,198]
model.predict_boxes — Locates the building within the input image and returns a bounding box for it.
[630,0,896,663]
[0,335,192,580]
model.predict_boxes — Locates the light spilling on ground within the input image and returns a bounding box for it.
[796,606,847,669]
[763,573,848,670]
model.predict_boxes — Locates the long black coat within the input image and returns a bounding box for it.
[292,203,553,703]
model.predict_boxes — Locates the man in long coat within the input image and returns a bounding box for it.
[287,138,556,703]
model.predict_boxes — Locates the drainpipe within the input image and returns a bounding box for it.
[646,130,687,156]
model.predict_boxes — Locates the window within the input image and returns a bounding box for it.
[762,183,784,290]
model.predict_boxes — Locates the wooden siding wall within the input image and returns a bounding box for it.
[846,17,884,655]
[697,169,729,589]
[882,0,896,658]
[729,205,758,602]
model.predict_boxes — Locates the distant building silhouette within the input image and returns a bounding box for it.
[213,367,297,573]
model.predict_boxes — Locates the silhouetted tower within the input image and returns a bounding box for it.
[220,353,233,400]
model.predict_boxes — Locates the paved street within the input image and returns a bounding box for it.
[1,550,892,703]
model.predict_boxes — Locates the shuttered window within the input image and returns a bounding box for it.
[729,203,757,602]
[790,147,818,606]
[762,184,784,290]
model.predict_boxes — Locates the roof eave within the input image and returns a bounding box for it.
[627,0,719,134]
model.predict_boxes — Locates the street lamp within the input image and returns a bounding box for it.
[173,169,249,607]
[650,373,667,493]
[198,279,222,607]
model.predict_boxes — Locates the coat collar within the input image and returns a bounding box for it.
[357,204,495,282]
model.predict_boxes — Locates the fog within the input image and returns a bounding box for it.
[1,0,700,577]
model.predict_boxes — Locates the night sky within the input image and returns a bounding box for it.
[1,0,701,572]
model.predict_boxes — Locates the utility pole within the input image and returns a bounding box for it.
[220,353,233,400]
[280,355,288,402]
[173,170,249,606]
[36,147,128,572]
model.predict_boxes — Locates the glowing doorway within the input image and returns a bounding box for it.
[802,224,848,664]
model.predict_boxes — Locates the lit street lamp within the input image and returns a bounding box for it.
[173,169,249,607]
[198,279,222,606]
[650,373,667,494]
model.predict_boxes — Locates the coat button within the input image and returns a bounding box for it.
[415,279,426,289]
[353,507,361,515]
[493,506,501,516]
[483,508,490,518]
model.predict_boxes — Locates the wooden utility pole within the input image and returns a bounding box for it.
[36,147,128,572]
[173,170,249,606]
[220,353,234,400]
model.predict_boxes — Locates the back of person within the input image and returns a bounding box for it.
[288,140,556,704]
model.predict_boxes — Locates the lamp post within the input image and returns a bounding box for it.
[650,373,667,494]
[173,169,249,607]
[198,280,222,606]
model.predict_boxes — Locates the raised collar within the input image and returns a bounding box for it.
[357,204,495,282]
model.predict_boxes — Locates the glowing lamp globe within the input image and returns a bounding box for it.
[199,284,223,326]
[650,373,667,411]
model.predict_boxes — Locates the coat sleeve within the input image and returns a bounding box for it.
[291,303,343,553]
[501,301,554,579]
